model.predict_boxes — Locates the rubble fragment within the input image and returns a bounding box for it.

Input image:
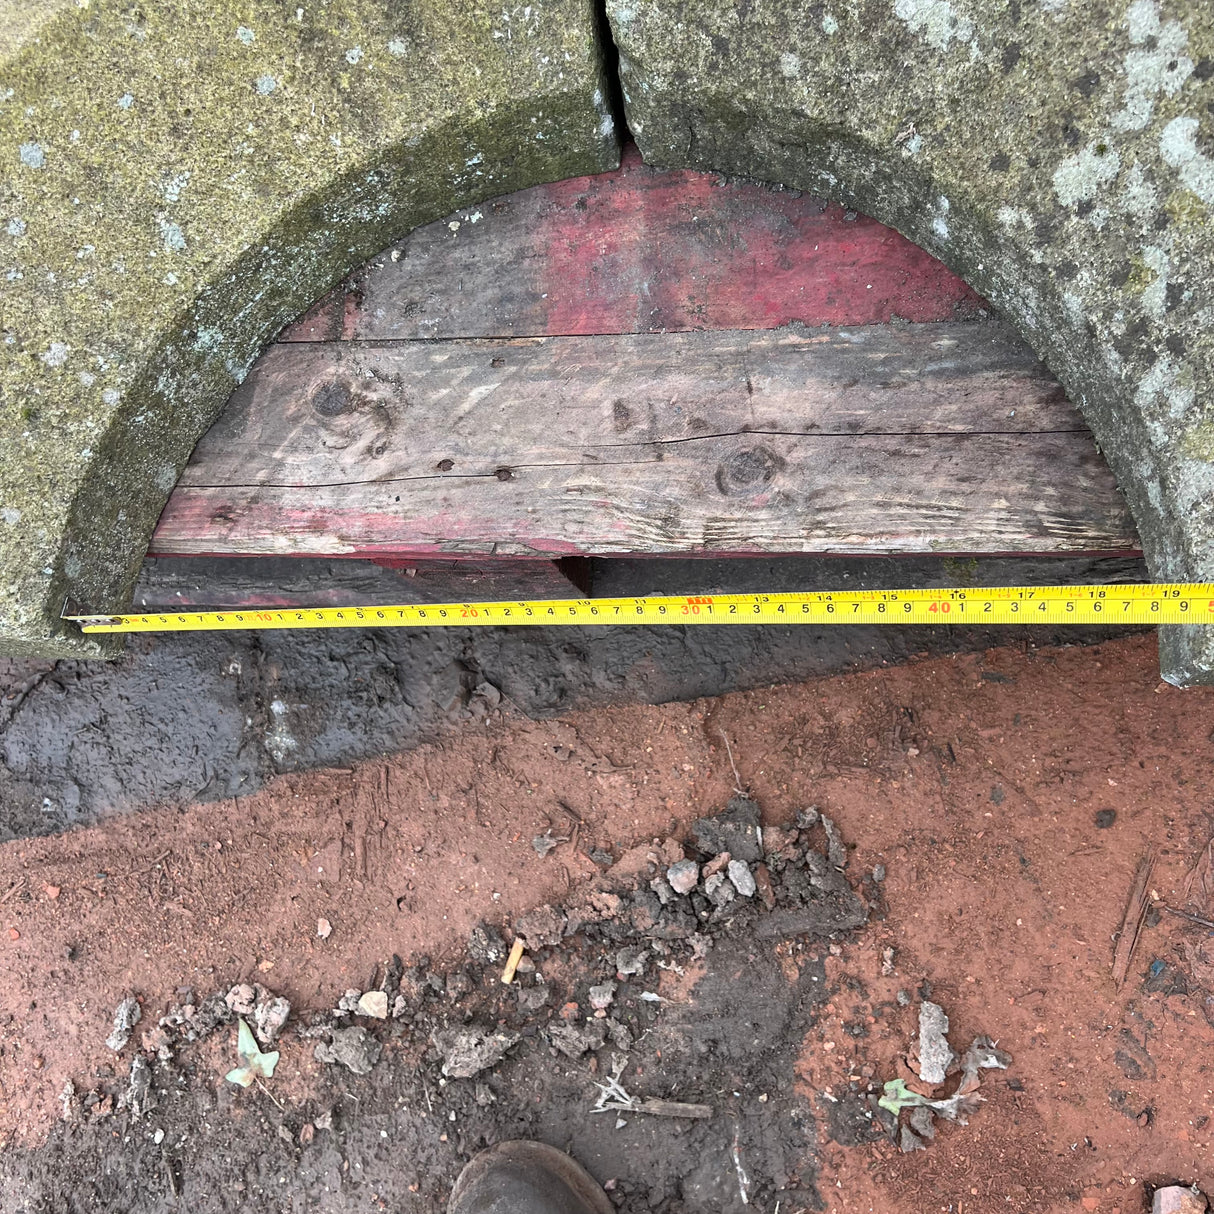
[693,796,762,863]
[918,1001,955,1085]
[315,1026,382,1076]
[357,991,388,1020]
[105,996,141,1052]
[666,859,699,895]
[727,860,756,898]
[432,1026,520,1078]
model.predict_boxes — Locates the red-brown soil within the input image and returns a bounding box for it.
[1,632,1212,1212]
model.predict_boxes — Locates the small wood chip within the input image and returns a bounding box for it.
[1112,851,1157,988]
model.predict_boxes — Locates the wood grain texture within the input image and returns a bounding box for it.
[280,144,986,342]
[151,323,1140,560]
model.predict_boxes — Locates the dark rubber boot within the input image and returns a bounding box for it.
[447,1140,614,1214]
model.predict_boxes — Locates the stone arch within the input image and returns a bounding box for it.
[0,0,617,657]
[607,0,1213,684]
[3,0,1212,684]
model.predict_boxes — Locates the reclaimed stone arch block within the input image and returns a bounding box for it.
[0,0,617,657]
[607,0,1214,684]
[3,0,1213,685]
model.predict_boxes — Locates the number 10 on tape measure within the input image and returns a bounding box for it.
[65,583,1214,634]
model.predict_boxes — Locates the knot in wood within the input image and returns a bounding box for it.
[714,444,784,496]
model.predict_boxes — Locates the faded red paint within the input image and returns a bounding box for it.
[537,143,984,335]
[281,142,985,342]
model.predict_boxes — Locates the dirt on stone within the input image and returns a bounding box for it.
[0,633,1213,1213]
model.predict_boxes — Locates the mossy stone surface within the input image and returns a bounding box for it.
[0,0,617,657]
[608,0,1213,683]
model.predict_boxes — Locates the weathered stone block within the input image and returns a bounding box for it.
[609,0,1213,683]
[0,0,617,656]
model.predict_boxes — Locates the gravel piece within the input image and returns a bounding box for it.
[254,995,290,1044]
[225,984,257,1016]
[693,796,762,863]
[704,872,735,907]
[547,1019,607,1059]
[589,981,617,1010]
[432,1027,520,1079]
[666,859,699,895]
[918,1001,956,1085]
[105,996,141,1052]
[727,859,756,897]
[615,947,647,977]
[126,1055,154,1119]
[357,991,388,1019]
[314,1026,382,1075]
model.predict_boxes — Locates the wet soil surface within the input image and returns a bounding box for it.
[0,633,1211,1214]
[0,554,1143,836]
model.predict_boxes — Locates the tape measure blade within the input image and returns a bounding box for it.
[62,584,1214,633]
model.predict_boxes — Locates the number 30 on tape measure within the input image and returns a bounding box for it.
[64,583,1214,634]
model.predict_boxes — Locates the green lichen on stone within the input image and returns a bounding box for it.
[607,0,1214,684]
[0,0,618,657]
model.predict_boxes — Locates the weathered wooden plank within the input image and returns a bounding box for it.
[151,323,1139,560]
[280,144,986,342]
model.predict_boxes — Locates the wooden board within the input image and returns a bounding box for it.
[132,556,588,610]
[150,323,1139,561]
[281,144,987,342]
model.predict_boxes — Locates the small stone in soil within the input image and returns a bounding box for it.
[314,1026,382,1075]
[532,832,560,857]
[693,796,763,863]
[316,918,332,939]
[615,947,647,976]
[547,1019,607,1059]
[516,984,550,1013]
[1095,809,1117,829]
[589,981,617,1010]
[468,924,507,965]
[650,876,674,905]
[666,859,699,895]
[727,859,756,897]
[254,995,290,1044]
[704,872,735,907]
[918,1001,956,1085]
[225,984,257,1017]
[432,1026,521,1079]
[357,991,389,1020]
[105,996,141,1052]
[126,1055,154,1119]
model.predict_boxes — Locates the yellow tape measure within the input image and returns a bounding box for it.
[65,583,1214,634]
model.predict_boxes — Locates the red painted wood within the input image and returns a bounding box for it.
[280,142,986,342]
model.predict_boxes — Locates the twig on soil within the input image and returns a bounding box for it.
[163,1157,180,1199]
[1112,850,1157,988]
[256,1078,285,1112]
[719,729,746,795]
[123,848,172,879]
[0,880,23,905]
[1160,904,1214,931]
[556,800,584,826]
[591,1062,712,1119]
